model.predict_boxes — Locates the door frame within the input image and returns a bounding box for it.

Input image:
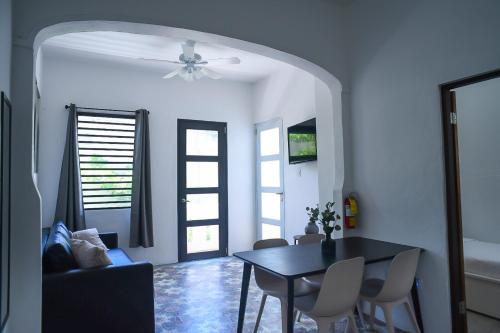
[177,119,229,262]
[440,68,500,333]
[255,118,285,240]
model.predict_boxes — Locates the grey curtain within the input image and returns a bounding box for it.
[54,104,86,231]
[130,109,154,248]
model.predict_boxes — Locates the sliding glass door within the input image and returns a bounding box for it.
[177,119,228,261]
[256,119,285,240]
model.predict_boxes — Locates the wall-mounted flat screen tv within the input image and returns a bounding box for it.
[287,118,317,164]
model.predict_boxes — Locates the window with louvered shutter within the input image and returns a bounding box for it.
[77,114,136,210]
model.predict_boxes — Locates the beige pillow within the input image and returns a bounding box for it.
[71,239,112,269]
[72,228,108,250]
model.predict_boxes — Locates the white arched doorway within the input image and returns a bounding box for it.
[33,21,344,218]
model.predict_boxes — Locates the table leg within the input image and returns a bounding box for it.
[286,278,294,333]
[411,278,424,332]
[237,262,252,333]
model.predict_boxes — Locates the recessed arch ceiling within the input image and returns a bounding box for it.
[42,31,295,82]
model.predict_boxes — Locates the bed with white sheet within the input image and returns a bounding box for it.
[463,238,500,318]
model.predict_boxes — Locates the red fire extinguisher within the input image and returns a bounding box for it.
[344,196,358,229]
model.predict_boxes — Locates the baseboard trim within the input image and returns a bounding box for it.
[467,309,500,322]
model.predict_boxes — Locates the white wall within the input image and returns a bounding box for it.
[346,0,500,332]
[456,78,500,244]
[254,68,326,242]
[38,48,255,264]
[0,0,11,96]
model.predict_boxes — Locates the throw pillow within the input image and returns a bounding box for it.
[71,239,112,269]
[72,228,108,250]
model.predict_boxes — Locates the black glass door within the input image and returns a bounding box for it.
[177,119,228,261]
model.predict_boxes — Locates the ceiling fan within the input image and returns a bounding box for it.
[140,40,241,81]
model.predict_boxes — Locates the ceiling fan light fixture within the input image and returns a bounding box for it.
[147,40,240,81]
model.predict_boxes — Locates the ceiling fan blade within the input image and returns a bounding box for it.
[140,58,184,64]
[182,40,196,59]
[200,67,223,79]
[205,57,241,65]
[162,68,183,79]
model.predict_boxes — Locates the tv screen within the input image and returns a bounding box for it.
[287,118,317,164]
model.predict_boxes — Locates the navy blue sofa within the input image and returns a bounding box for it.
[42,222,155,333]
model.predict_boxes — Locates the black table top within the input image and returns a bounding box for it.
[233,237,417,279]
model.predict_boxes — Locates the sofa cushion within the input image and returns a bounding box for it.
[71,239,112,269]
[44,221,78,273]
[107,248,133,266]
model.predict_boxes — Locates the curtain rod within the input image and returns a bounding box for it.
[65,105,149,114]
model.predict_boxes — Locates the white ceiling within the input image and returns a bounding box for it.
[42,31,295,82]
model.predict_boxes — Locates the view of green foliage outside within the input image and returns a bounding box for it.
[81,155,133,208]
[289,133,317,157]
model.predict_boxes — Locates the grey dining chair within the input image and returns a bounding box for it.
[253,238,319,333]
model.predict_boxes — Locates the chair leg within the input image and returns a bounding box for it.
[316,318,332,333]
[253,294,267,333]
[293,309,299,324]
[369,302,376,329]
[356,301,366,329]
[297,311,302,323]
[404,298,422,333]
[348,313,359,333]
[381,304,395,333]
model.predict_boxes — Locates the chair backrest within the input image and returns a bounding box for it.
[376,248,421,302]
[253,238,289,289]
[311,257,365,317]
[297,234,325,245]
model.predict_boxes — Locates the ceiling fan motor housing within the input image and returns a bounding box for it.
[179,53,202,63]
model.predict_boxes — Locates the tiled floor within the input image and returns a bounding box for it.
[153,256,404,333]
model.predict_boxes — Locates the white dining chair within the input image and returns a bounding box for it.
[358,248,421,333]
[294,256,365,333]
[297,234,326,289]
[295,234,326,323]
[253,238,318,333]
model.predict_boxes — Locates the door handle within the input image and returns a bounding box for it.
[181,198,190,203]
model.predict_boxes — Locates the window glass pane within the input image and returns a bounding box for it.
[260,127,280,156]
[186,129,218,156]
[262,224,281,240]
[261,192,281,220]
[186,193,219,221]
[186,162,218,188]
[187,225,219,254]
[261,160,280,187]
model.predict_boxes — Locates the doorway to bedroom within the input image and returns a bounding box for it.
[441,69,500,333]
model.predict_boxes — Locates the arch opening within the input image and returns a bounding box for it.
[33,20,345,248]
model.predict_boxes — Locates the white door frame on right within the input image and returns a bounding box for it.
[255,118,285,240]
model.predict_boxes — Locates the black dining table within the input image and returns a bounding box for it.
[233,236,423,333]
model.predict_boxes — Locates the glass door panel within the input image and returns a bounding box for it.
[186,162,219,188]
[186,129,218,156]
[178,120,228,261]
[260,160,280,187]
[186,193,219,221]
[187,225,220,254]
